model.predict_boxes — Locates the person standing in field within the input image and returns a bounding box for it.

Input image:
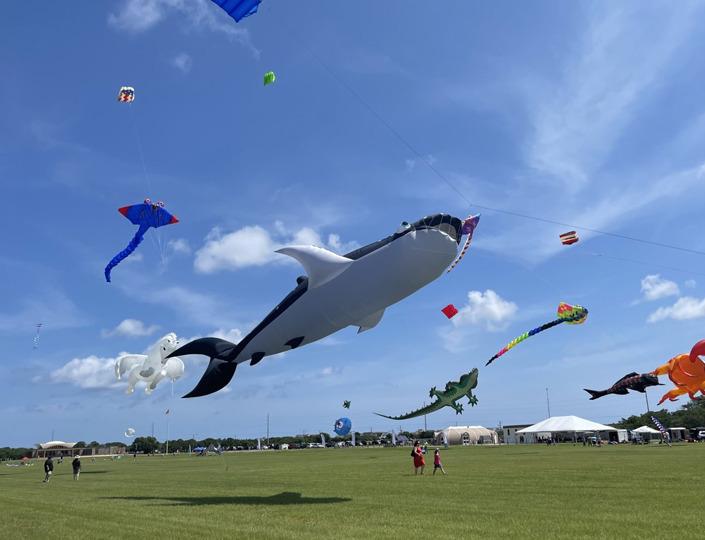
[72,456,81,480]
[412,441,425,475]
[433,449,446,476]
[42,456,53,483]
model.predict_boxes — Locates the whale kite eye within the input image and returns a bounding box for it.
[396,222,411,233]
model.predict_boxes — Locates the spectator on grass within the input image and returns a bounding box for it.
[72,456,81,480]
[433,449,446,476]
[43,456,53,483]
[412,441,425,475]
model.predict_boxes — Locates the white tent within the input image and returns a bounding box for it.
[517,416,617,434]
[632,426,660,434]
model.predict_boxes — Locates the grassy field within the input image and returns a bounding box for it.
[2,444,704,539]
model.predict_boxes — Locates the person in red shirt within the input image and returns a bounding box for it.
[433,448,446,475]
[412,441,425,475]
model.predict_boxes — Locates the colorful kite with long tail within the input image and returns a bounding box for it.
[485,302,588,366]
[104,199,178,282]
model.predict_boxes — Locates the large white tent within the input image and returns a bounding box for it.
[632,426,660,434]
[517,416,617,440]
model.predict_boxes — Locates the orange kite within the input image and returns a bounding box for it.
[651,339,705,404]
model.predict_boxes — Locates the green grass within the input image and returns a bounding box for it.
[2,444,704,539]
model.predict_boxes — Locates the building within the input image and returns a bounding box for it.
[502,424,534,444]
[33,441,126,459]
[433,426,498,445]
[33,441,80,459]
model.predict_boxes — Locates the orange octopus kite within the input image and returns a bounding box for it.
[651,339,705,405]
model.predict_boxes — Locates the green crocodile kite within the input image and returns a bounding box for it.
[375,368,479,420]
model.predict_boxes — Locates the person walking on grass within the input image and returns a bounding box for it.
[433,448,446,476]
[42,456,53,483]
[72,455,81,480]
[412,441,425,475]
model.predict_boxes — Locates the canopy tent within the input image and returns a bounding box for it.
[632,426,660,434]
[517,416,617,434]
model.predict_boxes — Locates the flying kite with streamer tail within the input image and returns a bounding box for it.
[446,215,480,273]
[32,323,42,349]
[485,302,588,366]
[104,199,178,282]
[650,416,671,446]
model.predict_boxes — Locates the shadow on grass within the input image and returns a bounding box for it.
[104,491,351,506]
[79,471,109,474]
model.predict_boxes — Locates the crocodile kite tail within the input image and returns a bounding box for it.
[104,224,149,282]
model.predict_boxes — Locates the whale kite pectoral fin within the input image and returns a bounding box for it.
[275,245,352,288]
[250,352,265,366]
[183,358,237,398]
[356,309,385,334]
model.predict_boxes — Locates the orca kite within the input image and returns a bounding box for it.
[170,213,480,397]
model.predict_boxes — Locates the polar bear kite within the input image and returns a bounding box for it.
[115,333,185,394]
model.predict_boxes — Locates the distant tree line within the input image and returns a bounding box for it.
[0,447,33,460]
[2,428,438,458]
[612,399,705,431]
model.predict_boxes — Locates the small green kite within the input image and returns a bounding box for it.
[263,71,276,86]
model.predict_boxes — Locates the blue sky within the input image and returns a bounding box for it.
[3,1,705,447]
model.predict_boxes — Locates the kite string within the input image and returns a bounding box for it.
[300,43,705,258]
[128,103,167,265]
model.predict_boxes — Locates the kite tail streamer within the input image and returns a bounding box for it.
[447,214,481,273]
[651,416,671,447]
[485,303,588,366]
[104,224,149,282]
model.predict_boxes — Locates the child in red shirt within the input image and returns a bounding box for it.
[433,449,446,475]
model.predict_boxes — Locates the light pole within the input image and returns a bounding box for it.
[545,387,551,418]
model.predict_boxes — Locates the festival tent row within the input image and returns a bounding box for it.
[514,416,621,443]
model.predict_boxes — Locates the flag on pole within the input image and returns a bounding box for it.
[559,230,579,245]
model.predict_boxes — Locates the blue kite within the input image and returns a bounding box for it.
[210,0,261,22]
[104,199,178,282]
[334,417,352,437]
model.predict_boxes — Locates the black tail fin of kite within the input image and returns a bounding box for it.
[184,358,237,398]
[583,388,604,400]
[168,337,238,398]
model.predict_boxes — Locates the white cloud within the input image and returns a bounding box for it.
[405,154,436,173]
[108,0,259,58]
[194,223,357,274]
[640,274,680,301]
[527,4,698,190]
[211,328,243,343]
[167,237,191,255]
[102,318,159,338]
[50,355,122,390]
[171,52,193,73]
[453,289,518,331]
[648,296,705,323]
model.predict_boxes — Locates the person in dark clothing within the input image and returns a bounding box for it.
[43,456,53,483]
[72,456,81,480]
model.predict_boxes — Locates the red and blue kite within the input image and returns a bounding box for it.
[104,199,178,282]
